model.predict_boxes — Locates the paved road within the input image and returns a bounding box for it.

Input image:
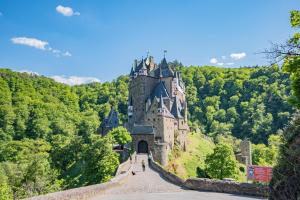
[90,154,265,200]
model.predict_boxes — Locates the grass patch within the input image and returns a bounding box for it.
[167,132,215,179]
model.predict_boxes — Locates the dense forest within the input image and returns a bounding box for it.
[0,69,128,199]
[179,65,294,143]
[0,65,294,198]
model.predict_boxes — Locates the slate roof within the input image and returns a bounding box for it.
[101,108,119,128]
[159,95,164,110]
[150,58,174,78]
[141,59,147,70]
[131,124,155,135]
[171,97,183,118]
[134,60,143,72]
[160,58,174,77]
[130,66,135,76]
[157,96,175,118]
[150,81,169,100]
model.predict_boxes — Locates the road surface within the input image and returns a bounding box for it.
[90,154,265,200]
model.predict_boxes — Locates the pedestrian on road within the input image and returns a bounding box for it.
[148,152,152,165]
[129,155,132,164]
[142,160,146,172]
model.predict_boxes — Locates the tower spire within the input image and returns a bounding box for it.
[163,50,167,58]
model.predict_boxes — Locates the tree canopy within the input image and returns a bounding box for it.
[108,127,132,146]
[178,65,294,144]
[205,143,239,180]
[0,69,123,199]
[267,10,300,200]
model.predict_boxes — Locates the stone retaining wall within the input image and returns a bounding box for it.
[184,178,269,197]
[149,159,185,185]
[25,160,132,200]
[149,157,269,197]
[115,153,134,176]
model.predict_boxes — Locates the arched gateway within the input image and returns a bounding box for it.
[137,140,148,153]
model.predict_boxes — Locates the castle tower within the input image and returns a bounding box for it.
[127,53,189,166]
[99,107,119,136]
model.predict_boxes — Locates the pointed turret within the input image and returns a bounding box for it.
[157,56,174,78]
[137,57,148,76]
[171,97,183,118]
[130,65,135,77]
[99,107,119,136]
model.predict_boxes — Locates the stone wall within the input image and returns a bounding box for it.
[115,154,133,175]
[149,157,269,197]
[184,178,269,197]
[25,159,132,200]
[239,139,252,165]
[149,158,185,185]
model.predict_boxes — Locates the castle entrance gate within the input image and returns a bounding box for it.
[137,140,148,153]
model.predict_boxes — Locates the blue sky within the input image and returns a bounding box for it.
[0,0,299,84]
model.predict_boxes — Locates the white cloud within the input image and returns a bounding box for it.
[63,51,72,57]
[230,52,246,60]
[51,75,100,86]
[11,37,48,50]
[210,58,218,64]
[56,5,80,17]
[11,36,71,57]
[221,56,226,60]
[52,49,61,54]
[217,62,224,66]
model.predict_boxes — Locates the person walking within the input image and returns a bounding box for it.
[148,151,152,165]
[142,160,146,172]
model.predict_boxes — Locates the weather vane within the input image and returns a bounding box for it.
[164,50,167,58]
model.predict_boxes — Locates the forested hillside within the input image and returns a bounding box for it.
[0,65,294,198]
[179,65,294,143]
[0,69,127,198]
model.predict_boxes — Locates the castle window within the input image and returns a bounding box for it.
[153,118,156,121]
[148,118,150,121]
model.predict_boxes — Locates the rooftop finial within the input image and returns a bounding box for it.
[147,50,150,58]
[163,50,167,58]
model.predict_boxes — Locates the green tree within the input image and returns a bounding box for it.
[0,167,13,200]
[265,10,300,200]
[108,127,132,146]
[0,139,61,199]
[83,135,119,184]
[205,143,239,180]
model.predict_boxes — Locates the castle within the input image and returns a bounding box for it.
[127,54,189,166]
